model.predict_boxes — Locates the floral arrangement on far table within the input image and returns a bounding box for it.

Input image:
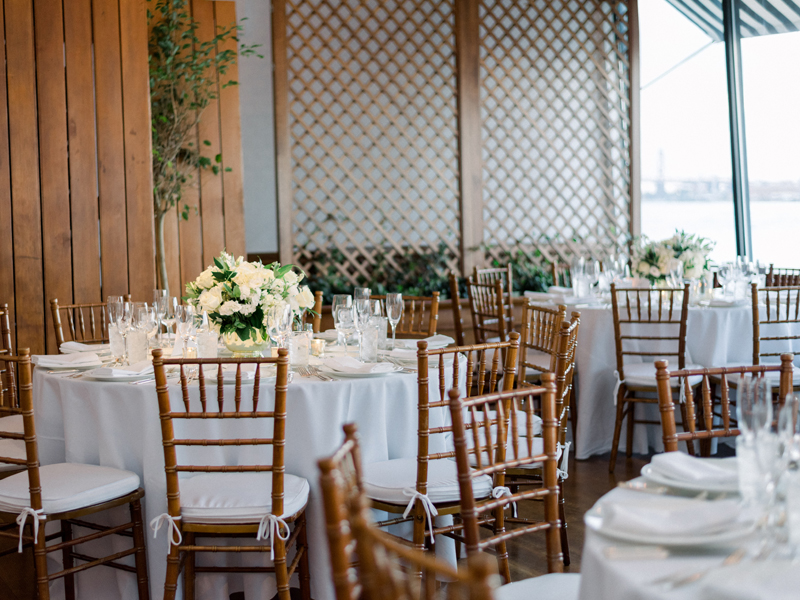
[632,230,715,285]
[185,251,315,342]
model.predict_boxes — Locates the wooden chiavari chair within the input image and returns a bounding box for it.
[318,424,364,600]
[766,265,800,287]
[450,272,467,346]
[609,283,698,472]
[361,334,520,566]
[151,348,311,600]
[0,305,20,442]
[319,423,501,600]
[505,314,580,565]
[473,265,514,333]
[655,355,794,453]
[371,292,440,338]
[467,277,507,344]
[50,294,131,349]
[751,284,800,373]
[449,375,582,596]
[0,349,149,599]
[517,302,566,383]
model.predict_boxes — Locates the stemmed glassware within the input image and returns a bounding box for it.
[332,295,353,347]
[385,293,403,350]
[175,305,196,357]
[136,304,158,348]
[106,296,124,361]
[354,288,371,359]
[267,303,292,349]
[153,290,168,348]
[116,302,133,365]
[162,297,178,344]
[335,305,356,355]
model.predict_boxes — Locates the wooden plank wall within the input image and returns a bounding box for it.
[0,0,246,354]
[161,0,247,306]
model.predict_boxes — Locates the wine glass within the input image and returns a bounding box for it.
[668,259,684,288]
[162,297,178,343]
[386,293,403,350]
[267,304,292,349]
[153,290,167,347]
[116,302,133,365]
[738,375,773,437]
[176,305,196,356]
[332,295,352,346]
[107,296,123,335]
[136,305,158,347]
[335,305,356,355]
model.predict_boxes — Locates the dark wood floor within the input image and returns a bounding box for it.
[0,453,650,599]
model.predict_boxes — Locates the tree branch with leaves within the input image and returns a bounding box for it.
[148,0,261,295]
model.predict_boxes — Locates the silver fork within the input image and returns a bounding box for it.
[308,365,334,381]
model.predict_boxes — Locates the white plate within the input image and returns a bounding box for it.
[84,371,154,382]
[314,330,339,341]
[38,362,104,371]
[317,364,403,378]
[584,505,756,547]
[641,461,740,494]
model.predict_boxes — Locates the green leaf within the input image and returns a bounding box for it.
[203,140,212,146]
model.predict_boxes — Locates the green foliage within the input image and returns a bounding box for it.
[304,244,553,304]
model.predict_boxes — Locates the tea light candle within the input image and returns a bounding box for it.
[310,339,326,357]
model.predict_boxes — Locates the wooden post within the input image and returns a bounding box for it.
[272,0,293,265]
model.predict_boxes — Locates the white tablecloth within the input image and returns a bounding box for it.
[578,486,795,600]
[563,303,800,459]
[33,361,465,600]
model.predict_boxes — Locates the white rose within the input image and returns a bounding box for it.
[238,283,251,298]
[649,266,661,278]
[284,271,299,286]
[218,300,240,316]
[238,301,257,316]
[263,269,275,283]
[198,286,223,311]
[297,287,315,309]
[286,284,299,298]
[196,268,216,289]
[637,261,650,276]
[271,279,285,293]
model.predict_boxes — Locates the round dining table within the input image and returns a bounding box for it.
[578,484,800,600]
[32,359,464,600]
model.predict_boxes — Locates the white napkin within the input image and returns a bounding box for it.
[523,291,554,303]
[60,342,111,354]
[314,329,339,341]
[548,286,573,294]
[382,348,417,360]
[649,453,738,485]
[322,356,395,374]
[32,353,102,368]
[709,298,747,307]
[599,494,741,536]
[702,561,800,600]
[91,360,153,378]
[393,334,454,350]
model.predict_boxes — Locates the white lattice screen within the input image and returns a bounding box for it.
[285,0,461,282]
[480,0,631,263]
[276,0,634,280]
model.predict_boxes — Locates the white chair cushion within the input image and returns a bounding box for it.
[623,363,703,388]
[0,415,24,435]
[0,463,139,514]
[0,439,26,472]
[363,457,492,505]
[179,473,309,523]
[495,573,581,600]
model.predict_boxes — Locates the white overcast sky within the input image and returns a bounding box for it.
[639,0,800,183]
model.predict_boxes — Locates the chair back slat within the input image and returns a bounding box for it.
[415,334,519,489]
[655,355,794,452]
[449,375,564,575]
[553,313,581,448]
[473,264,514,330]
[753,284,800,363]
[50,297,128,348]
[611,283,690,380]
[449,272,466,346]
[152,349,291,519]
[371,293,439,338]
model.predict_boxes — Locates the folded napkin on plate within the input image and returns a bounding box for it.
[393,334,455,350]
[709,298,747,307]
[60,341,111,354]
[91,360,153,378]
[548,286,573,294]
[702,560,800,600]
[322,356,395,374]
[649,452,738,485]
[382,348,417,360]
[314,329,340,341]
[523,291,554,303]
[32,352,102,368]
[600,494,741,536]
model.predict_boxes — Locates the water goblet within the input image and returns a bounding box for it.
[335,305,356,355]
[386,293,403,350]
[176,305,196,355]
[153,290,167,347]
[332,295,353,346]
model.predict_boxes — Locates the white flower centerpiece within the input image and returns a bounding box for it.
[632,230,714,286]
[185,251,315,356]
